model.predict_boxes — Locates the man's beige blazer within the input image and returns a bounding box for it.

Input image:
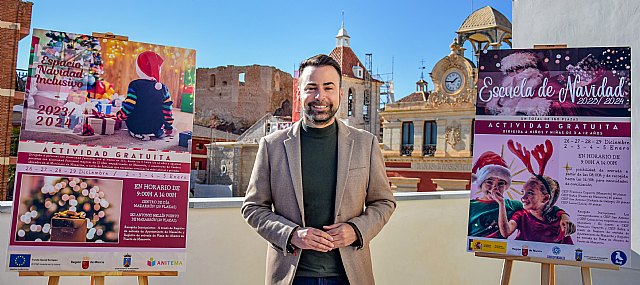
[242,119,396,285]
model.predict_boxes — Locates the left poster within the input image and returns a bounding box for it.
[6,29,196,272]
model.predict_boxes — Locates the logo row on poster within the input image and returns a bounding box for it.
[469,238,627,266]
[7,252,186,271]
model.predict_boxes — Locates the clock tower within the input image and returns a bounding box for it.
[379,5,512,192]
[425,38,475,157]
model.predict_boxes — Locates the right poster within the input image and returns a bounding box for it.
[468,47,631,266]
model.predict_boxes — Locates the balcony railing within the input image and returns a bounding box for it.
[9,132,19,157]
[400,144,413,156]
[16,69,28,92]
[423,144,436,156]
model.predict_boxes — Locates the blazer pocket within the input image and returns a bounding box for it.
[346,167,369,193]
[347,166,367,177]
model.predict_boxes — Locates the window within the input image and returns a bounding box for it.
[195,161,202,170]
[196,143,204,150]
[348,88,354,117]
[363,90,370,121]
[401,122,414,156]
[423,121,437,156]
[210,74,216,87]
[352,65,364,79]
[238,72,245,86]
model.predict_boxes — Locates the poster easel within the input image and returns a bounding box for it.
[475,252,619,285]
[19,271,178,285]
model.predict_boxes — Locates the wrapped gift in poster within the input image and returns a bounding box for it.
[8,28,196,272]
[467,48,631,267]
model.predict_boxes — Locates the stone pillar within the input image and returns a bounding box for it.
[383,121,401,153]
[434,119,448,157]
[459,118,474,157]
[411,120,425,157]
[388,177,420,192]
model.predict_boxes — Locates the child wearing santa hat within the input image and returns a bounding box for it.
[468,151,572,239]
[116,51,174,141]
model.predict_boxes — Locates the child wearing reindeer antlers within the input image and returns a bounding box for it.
[496,139,576,244]
[468,151,574,239]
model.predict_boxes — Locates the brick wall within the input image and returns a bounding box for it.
[0,0,32,200]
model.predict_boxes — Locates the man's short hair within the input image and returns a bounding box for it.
[298,54,342,86]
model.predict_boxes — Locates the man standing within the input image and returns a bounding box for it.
[242,54,396,285]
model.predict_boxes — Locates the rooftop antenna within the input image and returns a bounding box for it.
[392,56,394,81]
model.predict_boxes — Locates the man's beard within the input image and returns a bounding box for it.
[303,100,338,126]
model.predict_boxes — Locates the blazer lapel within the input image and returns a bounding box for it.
[334,119,354,220]
[284,121,305,225]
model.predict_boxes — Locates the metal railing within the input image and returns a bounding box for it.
[423,144,436,156]
[400,144,413,156]
[16,69,28,92]
[9,132,19,157]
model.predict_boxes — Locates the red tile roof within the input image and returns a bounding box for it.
[397,91,428,103]
[329,46,381,82]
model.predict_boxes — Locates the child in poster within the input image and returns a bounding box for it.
[116,51,174,141]
[468,151,574,239]
[496,139,574,244]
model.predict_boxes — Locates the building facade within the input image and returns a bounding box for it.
[203,114,289,197]
[0,0,32,200]
[328,22,383,139]
[380,6,512,192]
[194,65,292,135]
[381,41,476,192]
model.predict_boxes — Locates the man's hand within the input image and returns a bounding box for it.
[560,214,576,236]
[323,223,357,249]
[290,227,334,252]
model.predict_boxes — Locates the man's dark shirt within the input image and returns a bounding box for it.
[296,121,345,277]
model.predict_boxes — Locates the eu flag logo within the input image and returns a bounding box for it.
[9,254,31,267]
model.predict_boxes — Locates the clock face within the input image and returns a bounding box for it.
[444,71,463,93]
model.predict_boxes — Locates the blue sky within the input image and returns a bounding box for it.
[17,0,512,100]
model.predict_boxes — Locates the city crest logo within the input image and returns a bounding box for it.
[82,257,90,270]
[123,254,132,268]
